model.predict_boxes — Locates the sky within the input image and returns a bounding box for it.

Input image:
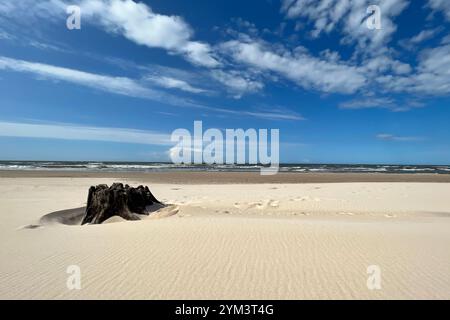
[0,0,449,164]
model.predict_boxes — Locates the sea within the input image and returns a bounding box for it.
[0,161,449,174]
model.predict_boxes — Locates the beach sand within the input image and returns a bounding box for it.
[0,172,449,299]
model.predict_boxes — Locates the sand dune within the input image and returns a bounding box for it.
[0,177,449,299]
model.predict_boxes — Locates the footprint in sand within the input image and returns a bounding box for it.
[338,212,355,216]
[255,202,267,210]
[19,224,42,230]
[293,212,309,216]
[233,202,242,209]
[165,206,180,215]
[247,200,280,210]
[268,200,279,208]
[295,196,315,202]
[150,205,180,219]
[247,202,262,209]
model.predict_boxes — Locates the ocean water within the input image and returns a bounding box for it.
[0,161,449,174]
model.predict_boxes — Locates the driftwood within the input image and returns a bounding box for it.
[81,183,161,225]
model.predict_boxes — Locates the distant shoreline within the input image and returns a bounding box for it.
[2,170,450,183]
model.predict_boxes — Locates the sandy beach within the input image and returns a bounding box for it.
[2,0,450,307]
[0,172,449,300]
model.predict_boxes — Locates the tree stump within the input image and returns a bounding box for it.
[81,183,162,225]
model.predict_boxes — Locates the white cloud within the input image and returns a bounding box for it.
[210,69,264,98]
[106,59,214,94]
[0,0,65,19]
[281,0,409,54]
[399,28,442,50]
[193,104,305,121]
[340,97,424,112]
[428,0,450,20]
[410,29,440,44]
[145,75,208,94]
[377,44,450,95]
[0,29,13,40]
[441,34,450,44]
[237,110,304,121]
[105,56,263,98]
[0,121,171,145]
[362,55,412,75]
[220,40,367,94]
[340,97,394,110]
[376,133,424,142]
[79,0,220,67]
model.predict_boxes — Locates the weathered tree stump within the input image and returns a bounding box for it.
[81,183,162,225]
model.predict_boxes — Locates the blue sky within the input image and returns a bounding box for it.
[0,0,449,164]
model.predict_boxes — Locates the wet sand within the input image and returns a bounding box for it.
[1,170,450,183]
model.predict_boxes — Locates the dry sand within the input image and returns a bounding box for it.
[0,174,449,299]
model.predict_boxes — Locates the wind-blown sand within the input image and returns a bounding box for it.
[0,175,449,299]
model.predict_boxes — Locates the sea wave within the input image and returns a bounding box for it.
[0,161,449,174]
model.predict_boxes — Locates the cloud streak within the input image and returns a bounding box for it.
[0,56,301,121]
[376,133,424,142]
[0,121,172,145]
[0,56,159,99]
[145,75,209,94]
